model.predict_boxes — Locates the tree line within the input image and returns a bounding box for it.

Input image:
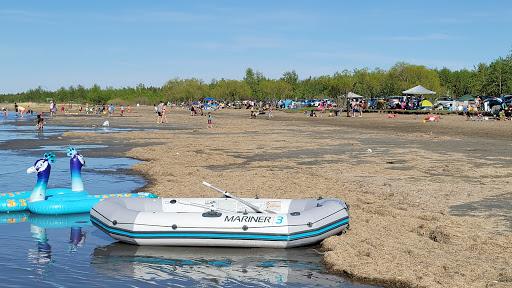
[2,52,511,104]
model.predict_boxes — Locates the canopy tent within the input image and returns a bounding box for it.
[204,97,215,101]
[402,85,436,95]
[346,92,364,98]
[420,99,433,107]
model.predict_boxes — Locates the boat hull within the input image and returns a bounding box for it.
[91,197,349,248]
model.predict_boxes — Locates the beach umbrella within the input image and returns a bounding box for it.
[346,92,364,99]
[420,99,433,107]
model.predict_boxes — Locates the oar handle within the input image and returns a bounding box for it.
[202,181,224,193]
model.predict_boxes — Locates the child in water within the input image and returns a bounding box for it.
[207,112,213,128]
[36,113,45,130]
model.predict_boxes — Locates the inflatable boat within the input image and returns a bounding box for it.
[91,182,349,248]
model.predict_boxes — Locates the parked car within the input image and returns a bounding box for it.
[501,95,512,105]
[483,97,504,113]
[385,96,402,109]
[433,97,455,110]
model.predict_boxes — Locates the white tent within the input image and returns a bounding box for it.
[347,92,364,98]
[402,85,436,95]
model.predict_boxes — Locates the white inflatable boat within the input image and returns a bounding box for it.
[91,182,349,248]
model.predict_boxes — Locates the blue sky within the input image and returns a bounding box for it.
[1,0,511,93]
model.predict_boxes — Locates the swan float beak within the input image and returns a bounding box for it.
[27,166,37,174]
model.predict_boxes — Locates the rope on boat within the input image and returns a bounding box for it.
[176,200,237,214]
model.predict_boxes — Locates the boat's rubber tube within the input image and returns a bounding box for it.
[91,197,349,248]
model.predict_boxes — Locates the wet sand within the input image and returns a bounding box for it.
[14,106,512,288]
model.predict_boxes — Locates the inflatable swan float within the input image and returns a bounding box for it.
[0,147,85,212]
[0,149,157,214]
[0,148,86,212]
[26,152,156,215]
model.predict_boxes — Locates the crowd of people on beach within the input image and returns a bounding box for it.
[4,94,512,134]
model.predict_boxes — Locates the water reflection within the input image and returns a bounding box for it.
[1,212,90,269]
[92,244,371,287]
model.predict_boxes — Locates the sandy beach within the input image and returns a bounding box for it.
[24,106,512,288]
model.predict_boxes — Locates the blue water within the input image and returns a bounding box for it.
[0,111,37,122]
[0,149,143,194]
[0,118,141,143]
[0,123,375,288]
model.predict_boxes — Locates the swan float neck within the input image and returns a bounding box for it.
[68,147,85,192]
[28,153,55,203]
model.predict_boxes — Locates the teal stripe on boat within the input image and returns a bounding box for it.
[91,217,349,241]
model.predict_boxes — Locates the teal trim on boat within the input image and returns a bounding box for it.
[91,216,349,242]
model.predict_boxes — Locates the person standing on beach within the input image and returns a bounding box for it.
[49,101,55,117]
[268,106,273,119]
[36,113,45,130]
[108,104,114,117]
[14,102,18,114]
[207,112,213,128]
[120,105,125,117]
[156,101,164,123]
[161,103,168,123]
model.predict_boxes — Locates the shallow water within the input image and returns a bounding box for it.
[0,216,373,288]
[0,111,37,122]
[0,121,142,143]
[0,150,143,194]
[0,125,375,288]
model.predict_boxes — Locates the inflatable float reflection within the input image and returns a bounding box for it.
[0,212,90,264]
[92,244,353,287]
